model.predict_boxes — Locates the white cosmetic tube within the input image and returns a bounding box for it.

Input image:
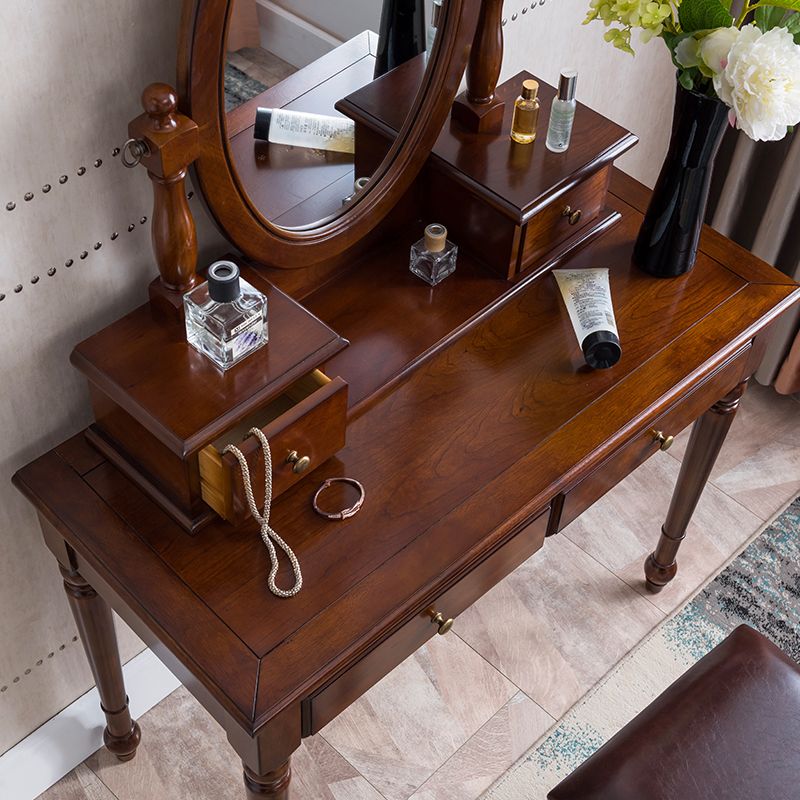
[553,268,621,369]
[254,108,355,154]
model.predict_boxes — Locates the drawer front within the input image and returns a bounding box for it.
[556,347,750,532]
[200,376,348,524]
[518,166,610,272]
[304,507,549,734]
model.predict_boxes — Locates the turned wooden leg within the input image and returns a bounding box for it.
[645,380,748,593]
[61,566,141,761]
[243,760,291,799]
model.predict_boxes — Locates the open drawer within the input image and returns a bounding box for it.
[199,370,348,524]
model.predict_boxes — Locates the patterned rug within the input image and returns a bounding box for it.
[485,495,800,799]
[224,64,267,112]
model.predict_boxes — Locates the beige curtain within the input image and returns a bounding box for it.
[707,130,800,394]
[227,0,260,53]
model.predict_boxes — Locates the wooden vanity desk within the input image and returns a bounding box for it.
[13,172,799,798]
[12,2,800,797]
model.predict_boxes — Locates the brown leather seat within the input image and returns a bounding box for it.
[548,625,800,800]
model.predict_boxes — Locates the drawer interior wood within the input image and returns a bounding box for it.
[556,346,750,532]
[198,369,347,522]
[303,507,549,735]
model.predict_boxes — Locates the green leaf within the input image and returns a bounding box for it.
[679,0,734,31]
[663,31,693,69]
[760,0,800,13]
[755,4,787,29]
[776,8,800,39]
[678,69,696,90]
[783,10,800,31]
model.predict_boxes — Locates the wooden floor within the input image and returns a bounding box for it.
[40,383,800,800]
[227,47,296,91]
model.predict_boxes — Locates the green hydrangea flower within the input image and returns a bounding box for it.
[584,0,679,54]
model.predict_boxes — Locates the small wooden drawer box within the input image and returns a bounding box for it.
[339,66,637,280]
[71,264,349,534]
[199,370,347,525]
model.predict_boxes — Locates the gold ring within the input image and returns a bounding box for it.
[312,478,366,520]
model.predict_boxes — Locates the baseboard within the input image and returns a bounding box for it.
[255,0,342,68]
[0,649,180,800]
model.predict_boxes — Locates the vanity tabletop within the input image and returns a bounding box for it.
[13,172,799,735]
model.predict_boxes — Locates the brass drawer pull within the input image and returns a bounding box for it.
[430,611,454,635]
[562,205,583,226]
[650,429,674,451]
[286,451,312,474]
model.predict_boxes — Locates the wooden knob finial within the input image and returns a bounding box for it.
[128,83,200,312]
[141,83,178,131]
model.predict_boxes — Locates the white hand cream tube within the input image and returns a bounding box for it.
[553,268,621,369]
[254,108,355,154]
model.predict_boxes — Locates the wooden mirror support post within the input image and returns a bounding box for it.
[126,83,200,317]
[451,0,505,133]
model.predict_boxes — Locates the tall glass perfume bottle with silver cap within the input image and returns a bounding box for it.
[546,70,578,153]
[409,223,458,285]
[184,260,268,371]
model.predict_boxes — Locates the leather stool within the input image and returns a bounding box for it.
[548,625,800,800]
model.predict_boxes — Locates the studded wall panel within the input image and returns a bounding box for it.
[499,0,675,187]
[0,0,226,754]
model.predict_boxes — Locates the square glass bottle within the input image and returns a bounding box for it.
[184,260,268,370]
[409,223,458,286]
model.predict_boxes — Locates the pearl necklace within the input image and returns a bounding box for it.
[224,428,303,598]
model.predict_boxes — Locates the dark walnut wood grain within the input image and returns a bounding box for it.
[451,0,505,133]
[340,70,637,279]
[645,380,749,592]
[127,83,199,314]
[71,268,348,532]
[12,175,799,800]
[61,565,141,761]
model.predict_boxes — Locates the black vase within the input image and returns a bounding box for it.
[374,0,427,78]
[633,80,729,278]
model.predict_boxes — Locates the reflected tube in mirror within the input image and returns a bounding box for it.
[254,108,356,154]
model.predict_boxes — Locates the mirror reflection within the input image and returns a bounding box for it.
[224,0,441,230]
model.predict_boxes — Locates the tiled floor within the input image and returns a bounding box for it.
[227,47,296,90]
[40,384,799,800]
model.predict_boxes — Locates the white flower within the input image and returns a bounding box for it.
[676,36,701,68]
[699,27,740,74]
[713,24,800,141]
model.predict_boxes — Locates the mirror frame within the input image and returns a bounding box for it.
[177,0,481,269]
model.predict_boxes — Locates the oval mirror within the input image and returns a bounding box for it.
[179,0,480,268]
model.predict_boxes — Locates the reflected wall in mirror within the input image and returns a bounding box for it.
[223,0,441,230]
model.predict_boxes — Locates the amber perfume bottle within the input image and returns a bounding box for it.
[510,80,540,144]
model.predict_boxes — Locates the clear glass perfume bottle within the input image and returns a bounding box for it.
[546,70,578,153]
[510,79,540,144]
[184,260,268,371]
[409,223,457,285]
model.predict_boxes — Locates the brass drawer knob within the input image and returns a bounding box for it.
[431,611,454,635]
[650,429,674,451]
[562,205,583,226]
[286,451,312,474]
